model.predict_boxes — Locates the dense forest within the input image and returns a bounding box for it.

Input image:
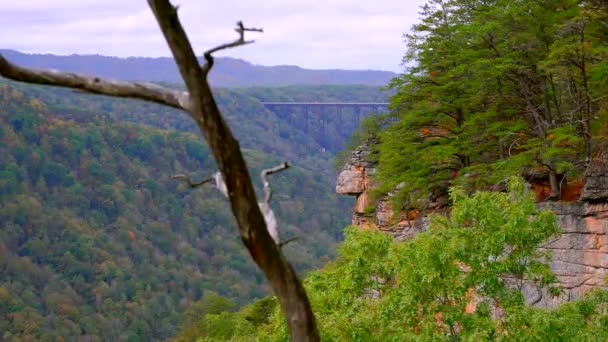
[235,84,391,103]
[0,80,360,340]
[181,0,608,341]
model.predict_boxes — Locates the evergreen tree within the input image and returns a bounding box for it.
[375,0,608,210]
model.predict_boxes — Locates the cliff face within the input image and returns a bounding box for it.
[335,145,429,240]
[335,145,376,225]
[532,200,608,305]
[336,145,608,306]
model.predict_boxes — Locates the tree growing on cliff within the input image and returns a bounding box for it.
[374,0,608,210]
[0,1,318,340]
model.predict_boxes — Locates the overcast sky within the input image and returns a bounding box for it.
[0,0,427,71]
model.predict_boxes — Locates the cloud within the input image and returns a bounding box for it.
[0,0,427,71]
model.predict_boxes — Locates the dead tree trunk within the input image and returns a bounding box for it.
[0,1,319,340]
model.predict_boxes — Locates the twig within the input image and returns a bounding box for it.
[202,21,263,75]
[261,162,289,204]
[278,236,299,247]
[258,162,290,245]
[258,162,289,247]
[172,174,213,188]
[509,137,522,156]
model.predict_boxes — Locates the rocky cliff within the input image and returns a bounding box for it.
[335,145,429,240]
[336,145,608,306]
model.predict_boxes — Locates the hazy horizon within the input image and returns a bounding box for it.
[0,0,427,72]
[3,48,400,72]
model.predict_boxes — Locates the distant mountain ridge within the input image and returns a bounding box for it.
[0,49,396,87]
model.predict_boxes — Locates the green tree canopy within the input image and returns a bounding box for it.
[373,0,608,210]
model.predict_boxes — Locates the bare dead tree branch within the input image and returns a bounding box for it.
[258,162,290,245]
[0,55,190,110]
[261,162,289,204]
[202,21,263,75]
[278,236,299,247]
[172,174,213,188]
[161,1,321,339]
[0,1,319,340]
[176,163,292,247]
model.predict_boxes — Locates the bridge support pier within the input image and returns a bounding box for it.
[303,105,310,133]
[337,105,343,137]
[319,106,325,143]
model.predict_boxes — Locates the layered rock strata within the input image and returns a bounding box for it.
[335,145,428,240]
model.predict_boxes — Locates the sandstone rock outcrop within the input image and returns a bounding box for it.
[521,200,608,306]
[336,147,608,306]
[335,145,428,240]
[335,144,375,225]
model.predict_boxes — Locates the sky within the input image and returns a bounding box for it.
[0,0,428,72]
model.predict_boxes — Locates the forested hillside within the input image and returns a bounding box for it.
[0,81,352,340]
[3,81,331,164]
[6,80,391,156]
[0,50,396,87]
[236,84,391,103]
